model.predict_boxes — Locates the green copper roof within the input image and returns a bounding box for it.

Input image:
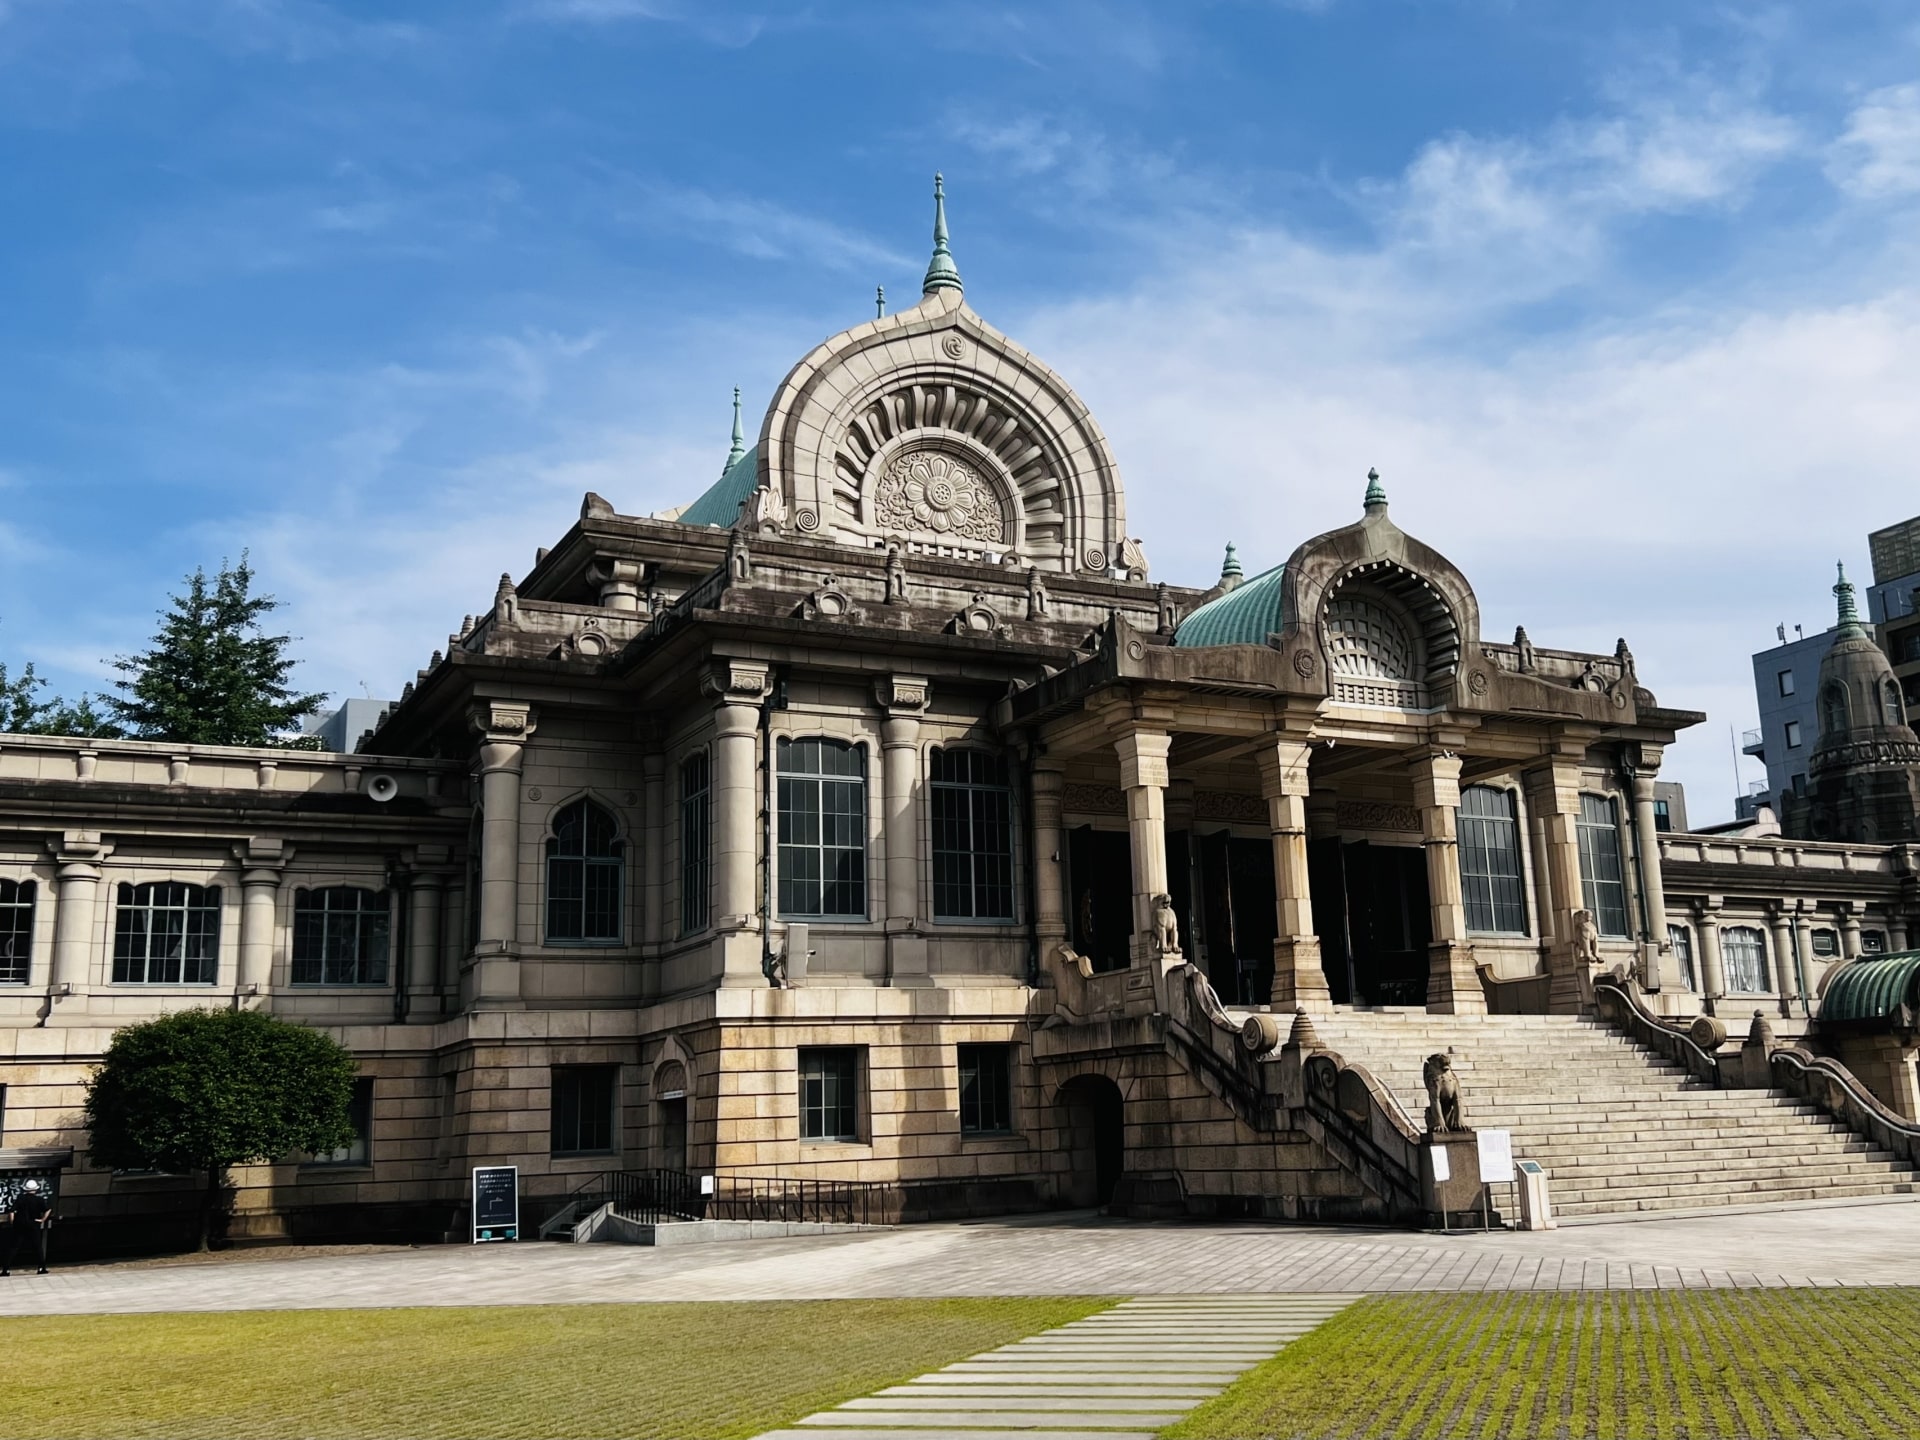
[678,443,759,528]
[922,173,962,296]
[1173,561,1286,648]
[1835,560,1868,638]
[1819,951,1920,1026]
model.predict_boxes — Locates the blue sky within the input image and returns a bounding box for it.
[5,1,1920,819]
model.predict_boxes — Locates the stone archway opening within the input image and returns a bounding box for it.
[1056,1074,1124,1208]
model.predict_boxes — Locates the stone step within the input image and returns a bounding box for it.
[1541,1157,1907,1188]
[1550,1177,1916,1209]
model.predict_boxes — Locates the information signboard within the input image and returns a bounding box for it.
[472,1165,519,1243]
[1429,1145,1451,1183]
[1475,1129,1515,1184]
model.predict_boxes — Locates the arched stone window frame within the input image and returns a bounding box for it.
[1313,559,1461,710]
[1721,924,1771,993]
[290,884,393,986]
[1821,681,1851,737]
[542,792,629,946]
[1884,679,1906,727]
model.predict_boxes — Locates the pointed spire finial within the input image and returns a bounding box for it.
[876,285,885,318]
[722,386,745,475]
[1363,466,1387,512]
[1835,560,1865,633]
[922,172,963,296]
[1219,542,1243,591]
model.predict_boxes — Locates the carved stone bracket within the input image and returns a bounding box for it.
[702,659,773,703]
[799,574,861,623]
[469,701,537,746]
[948,593,1008,639]
[874,674,930,715]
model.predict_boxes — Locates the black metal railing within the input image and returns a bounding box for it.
[552,1169,900,1230]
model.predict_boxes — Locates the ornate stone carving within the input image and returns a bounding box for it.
[799,574,860,623]
[1120,535,1150,580]
[1514,625,1536,672]
[1061,783,1126,814]
[470,700,536,744]
[794,507,821,532]
[726,530,752,582]
[1026,565,1050,619]
[1083,546,1108,573]
[1334,799,1421,833]
[874,675,930,713]
[940,333,966,359]
[1194,790,1265,824]
[1423,1053,1464,1134]
[1293,649,1317,678]
[948,592,1007,639]
[702,660,772,701]
[492,573,519,626]
[743,484,787,534]
[1152,893,1181,957]
[884,545,908,603]
[875,451,1004,543]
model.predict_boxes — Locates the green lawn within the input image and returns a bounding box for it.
[1169,1289,1920,1440]
[0,1297,1110,1440]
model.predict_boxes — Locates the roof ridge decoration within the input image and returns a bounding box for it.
[723,386,746,476]
[1835,561,1867,637]
[922,173,962,296]
[1219,542,1243,591]
[1364,466,1388,514]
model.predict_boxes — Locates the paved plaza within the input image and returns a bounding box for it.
[7,1197,1920,1316]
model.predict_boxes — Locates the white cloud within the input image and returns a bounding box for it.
[1827,83,1920,198]
[616,180,912,274]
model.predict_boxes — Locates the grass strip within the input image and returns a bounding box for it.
[0,1295,1111,1440]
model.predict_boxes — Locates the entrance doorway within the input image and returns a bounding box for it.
[1056,1074,1124,1207]
[1309,840,1431,1005]
[1067,827,1134,971]
[1194,832,1276,1005]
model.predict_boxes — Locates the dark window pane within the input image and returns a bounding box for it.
[778,741,866,919]
[111,882,221,986]
[291,888,390,986]
[681,752,711,934]
[930,749,1016,922]
[798,1047,859,1140]
[1460,786,1526,936]
[1577,795,1631,939]
[0,878,35,985]
[546,799,624,942]
[958,1044,1013,1134]
[551,1065,618,1154]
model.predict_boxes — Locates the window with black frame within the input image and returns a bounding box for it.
[680,751,711,935]
[777,738,867,919]
[1459,786,1527,936]
[291,887,391,985]
[112,882,220,984]
[311,1077,375,1165]
[0,878,33,985]
[957,1044,1013,1135]
[551,1065,618,1155]
[798,1047,859,1141]
[931,749,1016,922]
[546,799,625,943]
[1576,795,1630,938]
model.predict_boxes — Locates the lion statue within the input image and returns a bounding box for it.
[1423,1052,1464,1134]
[1151,893,1181,957]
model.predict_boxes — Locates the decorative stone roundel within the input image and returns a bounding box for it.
[794,508,821,532]
[941,333,966,359]
[876,451,1004,543]
[1083,546,1108,572]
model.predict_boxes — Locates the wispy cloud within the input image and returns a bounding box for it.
[1827,83,1920,198]
[614,179,912,273]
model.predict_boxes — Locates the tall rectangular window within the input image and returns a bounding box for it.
[1722,926,1770,992]
[112,882,221,984]
[1459,786,1527,936]
[291,887,391,986]
[0,879,33,985]
[680,751,711,935]
[551,1065,618,1155]
[546,799,624,943]
[312,1077,375,1166]
[1777,669,1795,697]
[1576,795,1630,939]
[931,749,1016,922]
[1785,720,1803,749]
[798,1047,859,1141]
[957,1044,1013,1135]
[1668,924,1695,990]
[777,738,867,919]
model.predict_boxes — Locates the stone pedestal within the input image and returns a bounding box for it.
[1420,1130,1484,1226]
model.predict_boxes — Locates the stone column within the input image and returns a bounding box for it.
[877,675,930,985]
[235,837,289,1006]
[704,661,771,985]
[1792,903,1820,1010]
[470,700,536,1006]
[1694,898,1727,1015]
[1628,760,1671,993]
[1115,728,1173,969]
[48,831,111,1011]
[407,872,446,1018]
[1525,759,1587,1014]
[641,752,667,948]
[1257,736,1328,1009]
[1838,902,1863,961]
[1892,916,1911,952]
[1410,750,1484,1015]
[1032,764,1067,951]
[1767,904,1798,1018]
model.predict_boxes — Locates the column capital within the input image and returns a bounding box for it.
[702,659,771,703]
[469,700,537,745]
[874,674,930,715]
[234,837,291,886]
[1406,748,1463,811]
[1113,728,1171,791]
[49,829,112,872]
[1255,736,1313,798]
[1693,894,1725,919]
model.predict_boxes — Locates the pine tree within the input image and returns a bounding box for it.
[0,658,123,738]
[108,555,327,746]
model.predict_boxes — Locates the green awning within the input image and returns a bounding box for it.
[1818,951,1920,1026]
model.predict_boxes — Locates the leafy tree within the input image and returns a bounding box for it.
[109,554,327,746]
[0,659,123,738]
[83,1008,358,1250]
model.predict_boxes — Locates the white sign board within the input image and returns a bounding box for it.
[1428,1145,1450,1183]
[1476,1129,1515,1184]
[700,1174,716,1196]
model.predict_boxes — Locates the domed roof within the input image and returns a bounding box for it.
[1814,562,1915,755]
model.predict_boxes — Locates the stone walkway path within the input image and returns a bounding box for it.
[754,1295,1359,1440]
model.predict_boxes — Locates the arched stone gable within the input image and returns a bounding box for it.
[754,287,1127,575]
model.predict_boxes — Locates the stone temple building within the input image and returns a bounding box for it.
[7,182,1920,1248]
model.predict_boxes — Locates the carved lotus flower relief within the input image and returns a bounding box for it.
[876,451,1004,544]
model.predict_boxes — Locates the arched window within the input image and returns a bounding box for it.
[777,737,867,919]
[292,887,391,985]
[1822,683,1850,736]
[1722,925,1770,992]
[0,878,34,985]
[1459,786,1526,935]
[1885,680,1905,727]
[113,882,221,984]
[546,799,625,943]
[1325,595,1414,679]
[930,749,1016,922]
[1575,795,1630,938]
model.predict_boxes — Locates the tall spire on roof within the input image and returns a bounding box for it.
[876,285,886,318]
[722,386,745,475]
[1835,560,1866,636]
[1363,466,1387,514]
[1219,542,1243,592]
[922,172,962,296]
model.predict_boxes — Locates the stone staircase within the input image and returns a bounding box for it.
[1301,1010,1920,1218]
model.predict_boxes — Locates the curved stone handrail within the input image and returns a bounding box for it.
[1593,975,1720,1084]
[1301,1049,1422,1213]
[1770,1046,1920,1168]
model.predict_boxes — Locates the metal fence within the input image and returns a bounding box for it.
[550,1169,899,1230]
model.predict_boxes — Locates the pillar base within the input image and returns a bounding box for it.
[467,945,523,1007]
[889,933,932,988]
[1426,941,1486,1015]
[1545,943,1592,1015]
[1270,935,1330,1009]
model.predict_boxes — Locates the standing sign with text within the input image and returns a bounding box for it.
[472,1165,519,1243]
[1475,1129,1515,1185]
